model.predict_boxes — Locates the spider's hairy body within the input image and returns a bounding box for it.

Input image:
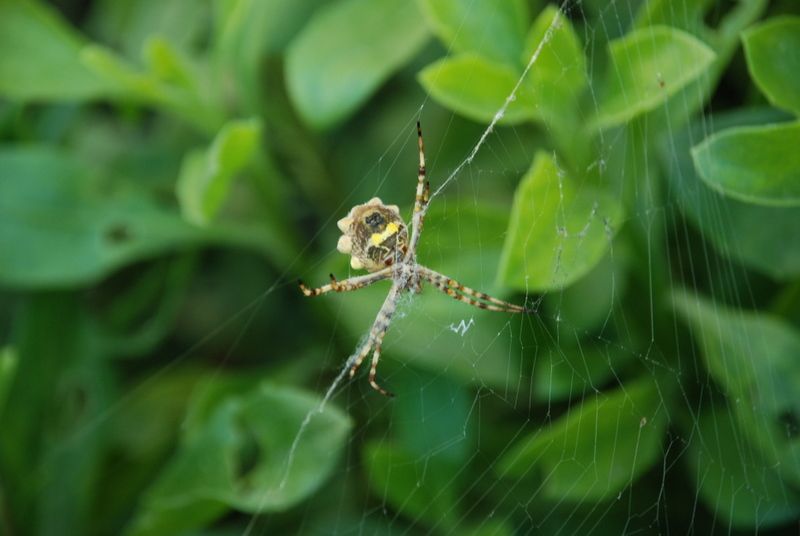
[298,122,530,397]
[391,259,421,293]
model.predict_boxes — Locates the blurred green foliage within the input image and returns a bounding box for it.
[1,0,799,534]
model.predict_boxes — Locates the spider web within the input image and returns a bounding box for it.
[30,0,797,534]
[236,1,799,534]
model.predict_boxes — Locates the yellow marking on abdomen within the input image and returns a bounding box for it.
[370,222,399,246]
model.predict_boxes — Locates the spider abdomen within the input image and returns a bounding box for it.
[336,197,408,272]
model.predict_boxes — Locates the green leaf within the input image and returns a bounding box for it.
[665,107,800,279]
[685,404,800,529]
[540,247,628,333]
[671,290,800,406]
[213,0,325,111]
[419,0,528,66]
[634,0,714,31]
[418,54,538,125]
[364,442,459,530]
[0,0,118,100]
[0,293,111,534]
[80,45,222,134]
[533,343,634,405]
[392,369,473,465]
[497,376,667,501]
[520,6,588,158]
[632,0,767,134]
[692,121,800,206]
[143,36,198,91]
[88,0,210,60]
[591,26,715,130]
[176,118,262,225]
[128,382,352,536]
[522,5,586,96]
[286,0,429,129]
[498,151,624,292]
[0,146,276,288]
[742,16,800,116]
[672,290,800,486]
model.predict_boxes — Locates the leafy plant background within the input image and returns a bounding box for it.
[1,0,799,534]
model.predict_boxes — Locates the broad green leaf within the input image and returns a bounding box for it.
[671,290,800,407]
[0,294,111,534]
[109,366,205,461]
[743,16,800,116]
[591,26,715,130]
[520,6,589,163]
[672,291,800,485]
[314,200,524,389]
[498,151,624,292]
[176,118,262,225]
[418,54,538,125]
[392,369,473,465]
[81,45,222,134]
[214,0,325,111]
[0,146,277,288]
[286,0,429,129]
[497,376,667,501]
[692,121,800,206]
[0,0,118,100]
[665,107,800,279]
[38,349,114,536]
[541,247,628,333]
[88,0,210,60]
[364,442,459,531]
[215,0,325,55]
[632,0,766,134]
[143,37,198,91]
[686,405,800,529]
[634,0,714,31]
[533,344,634,404]
[0,295,83,524]
[419,0,528,66]
[522,5,586,95]
[128,383,352,536]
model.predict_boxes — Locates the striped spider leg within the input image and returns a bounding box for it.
[405,121,431,263]
[347,284,401,397]
[298,267,391,297]
[299,121,529,397]
[417,266,528,313]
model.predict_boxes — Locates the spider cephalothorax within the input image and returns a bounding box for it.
[299,122,529,397]
[336,197,408,271]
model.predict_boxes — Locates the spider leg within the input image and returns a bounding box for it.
[419,266,529,313]
[298,267,391,297]
[405,121,430,261]
[369,342,392,397]
[349,285,400,397]
[349,337,373,378]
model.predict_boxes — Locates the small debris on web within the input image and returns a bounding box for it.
[448,317,475,337]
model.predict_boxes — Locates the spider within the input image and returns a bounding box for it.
[299,122,530,397]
